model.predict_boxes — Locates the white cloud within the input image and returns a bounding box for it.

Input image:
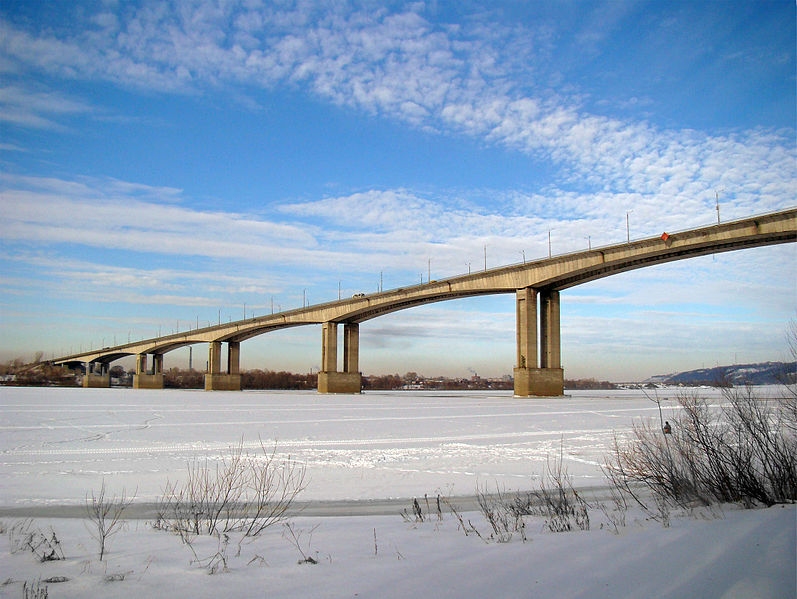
[1,3,793,220]
[0,174,319,263]
[4,172,791,298]
[0,84,95,129]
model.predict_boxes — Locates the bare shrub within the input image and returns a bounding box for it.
[470,445,589,541]
[476,483,524,542]
[85,481,135,561]
[511,445,590,533]
[9,520,64,562]
[282,522,320,565]
[439,496,488,542]
[157,439,307,540]
[605,388,797,513]
[596,485,629,534]
[400,498,425,523]
[190,532,231,574]
[22,580,48,599]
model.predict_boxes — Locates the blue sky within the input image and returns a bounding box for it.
[1,1,795,381]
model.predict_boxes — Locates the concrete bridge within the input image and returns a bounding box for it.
[53,208,797,396]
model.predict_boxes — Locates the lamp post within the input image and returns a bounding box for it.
[626,210,634,243]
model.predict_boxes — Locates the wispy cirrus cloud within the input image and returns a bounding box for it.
[0,84,95,129]
[0,174,317,263]
[2,2,793,220]
[3,171,792,313]
[0,174,537,281]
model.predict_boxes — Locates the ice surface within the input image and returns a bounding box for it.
[0,386,793,599]
[0,386,708,506]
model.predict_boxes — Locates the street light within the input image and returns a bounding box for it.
[626,210,634,243]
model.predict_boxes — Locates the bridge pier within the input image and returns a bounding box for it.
[514,287,564,396]
[318,322,362,393]
[205,340,241,391]
[134,353,164,389]
[83,361,110,388]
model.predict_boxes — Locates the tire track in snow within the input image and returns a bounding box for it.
[0,427,623,458]
[0,404,664,432]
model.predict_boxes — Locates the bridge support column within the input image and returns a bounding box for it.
[541,290,562,369]
[513,287,564,397]
[83,361,110,388]
[343,322,359,374]
[205,341,242,391]
[318,322,362,394]
[134,353,164,389]
[515,287,537,371]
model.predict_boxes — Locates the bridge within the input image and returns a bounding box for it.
[53,208,797,396]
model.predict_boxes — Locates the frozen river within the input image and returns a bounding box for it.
[0,386,729,509]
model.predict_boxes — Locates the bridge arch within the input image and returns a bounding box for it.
[53,208,796,395]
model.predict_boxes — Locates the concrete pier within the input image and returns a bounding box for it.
[204,340,242,390]
[317,322,362,393]
[514,287,564,396]
[133,353,165,389]
[83,373,110,388]
[83,361,110,388]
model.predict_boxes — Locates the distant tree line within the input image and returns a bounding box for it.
[242,369,317,390]
[1,361,621,391]
[160,368,319,390]
[564,378,618,390]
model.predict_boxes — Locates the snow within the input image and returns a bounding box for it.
[0,386,794,598]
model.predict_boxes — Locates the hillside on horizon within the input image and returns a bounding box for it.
[647,361,795,387]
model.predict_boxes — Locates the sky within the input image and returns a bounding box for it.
[0,0,795,382]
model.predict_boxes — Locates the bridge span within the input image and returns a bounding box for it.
[53,208,797,396]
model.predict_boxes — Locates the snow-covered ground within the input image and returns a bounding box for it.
[0,386,794,598]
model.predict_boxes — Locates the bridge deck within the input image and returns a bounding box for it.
[54,207,796,366]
